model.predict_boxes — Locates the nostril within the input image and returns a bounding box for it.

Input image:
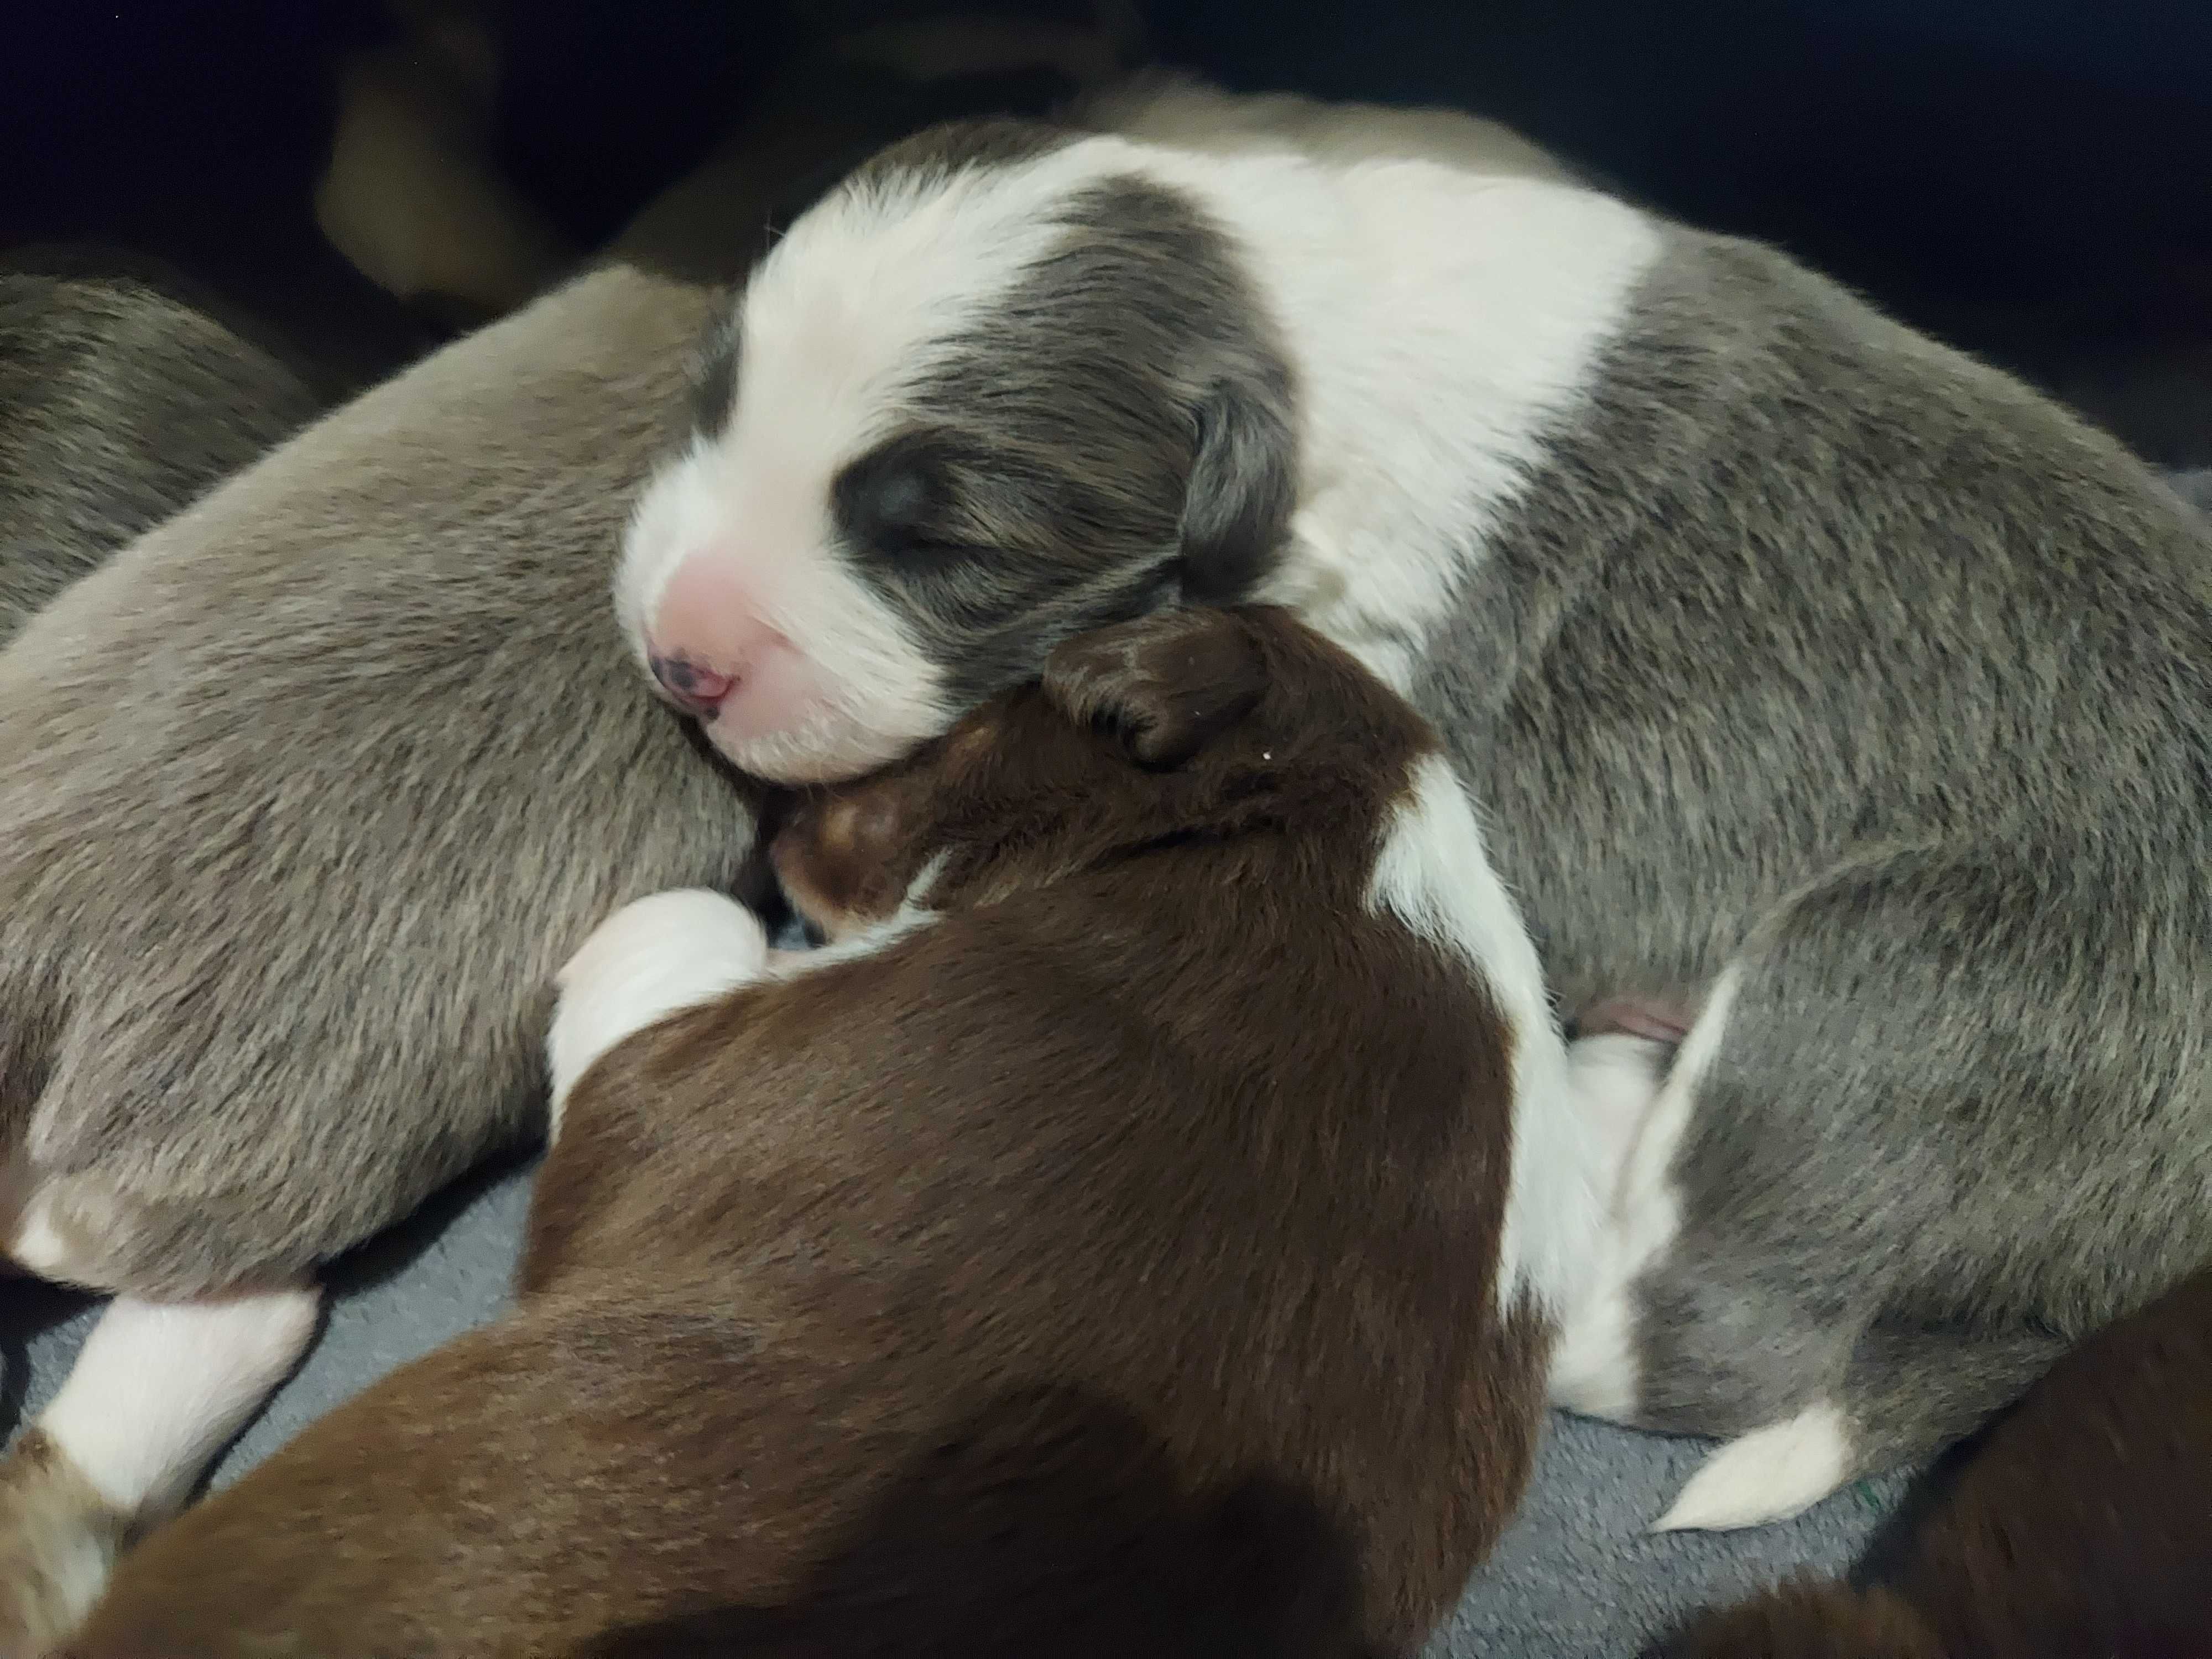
[649,653,735,714]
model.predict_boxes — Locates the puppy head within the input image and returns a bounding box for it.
[617,116,1298,785]
[769,604,1429,938]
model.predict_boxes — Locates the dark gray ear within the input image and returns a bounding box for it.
[1177,364,1296,603]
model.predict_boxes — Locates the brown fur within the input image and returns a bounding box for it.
[69,607,1548,1657]
[1657,1265,2212,1659]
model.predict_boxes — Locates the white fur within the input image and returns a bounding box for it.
[39,1286,321,1524]
[7,1198,78,1284]
[1367,750,1599,1317]
[1652,1401,1854,1532]
[616,430,951,784]
[622,78,1660,778]
[1567,1032,1675,1212]
[1126,139,1658,697]
[13,1493,113,1647]
[546,890,770,1136]
[1549,969,1738,1418]
[615,144,1133,782]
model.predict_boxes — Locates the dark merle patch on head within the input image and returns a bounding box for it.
[833,429,974,555]
[687,100,1086,447]
[825,165,1301,713]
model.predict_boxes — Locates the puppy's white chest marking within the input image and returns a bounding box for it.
[1366,751,1599,1317]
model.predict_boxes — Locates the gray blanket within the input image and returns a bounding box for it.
[8,1118,1902,1659]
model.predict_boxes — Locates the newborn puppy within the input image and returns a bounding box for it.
[619,70,2212,1531]
[66,606,1592,1658]
[1652,1263,2212,1659]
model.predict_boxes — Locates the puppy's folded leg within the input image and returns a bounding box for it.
[0,1284,320,1650]
[1547,1030,1675,1420]
[1580,842,2209,1531]
[546,889,770,1140]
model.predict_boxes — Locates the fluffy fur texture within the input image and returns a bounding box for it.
[0,248,758,1646]
[0,257,326,639]
[0,29,1162,1638]
[623,74,2212,1523]
[68,607,1556,1657]
[615,72,1608,779]
[1652,1264,2212,1658]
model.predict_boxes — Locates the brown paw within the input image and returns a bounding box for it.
[0,1429,129,1657]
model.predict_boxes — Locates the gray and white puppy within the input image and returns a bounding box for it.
[0,257,327,639]
[619,73,2212,1537]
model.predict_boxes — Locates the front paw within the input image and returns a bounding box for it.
[0,1428,130,1656]
[546,890,771,1130]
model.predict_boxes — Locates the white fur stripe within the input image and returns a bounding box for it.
[1367,751,1600,1317]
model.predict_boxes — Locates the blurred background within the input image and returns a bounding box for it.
[4,1,2207,465]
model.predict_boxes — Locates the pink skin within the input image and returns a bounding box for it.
[646,555,821,749]
[1574,997,1694,1046]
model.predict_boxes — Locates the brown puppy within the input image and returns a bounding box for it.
[65,606,1593,1658]
[1654,1264,2212,1659]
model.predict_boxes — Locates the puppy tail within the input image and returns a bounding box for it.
[1648,1578,1947,1659]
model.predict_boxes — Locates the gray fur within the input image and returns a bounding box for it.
[798,159,1296,709]
[0,43,1113,1306]
[0,258,761,1297]
[0,267,324,640]
[1410,228,2212,1470]
[691,112,2212,1489]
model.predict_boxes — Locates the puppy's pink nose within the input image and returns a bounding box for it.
[647,554,794,718]
[648,653,734,715]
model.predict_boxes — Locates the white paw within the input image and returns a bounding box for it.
[1546,1268,1641,1420]
[1566,1032,1671,1210]
[1651,1402,1853,1533]
[547,890,769,1127]
[1545,1032,1680,1420]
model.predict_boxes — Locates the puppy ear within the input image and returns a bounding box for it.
[1043,607,1267,769]
[1177,363,1296,603]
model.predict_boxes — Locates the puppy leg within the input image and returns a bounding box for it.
[1547,1029,1676,1416]
[1831,1318,2070,1477]
[546,889,769,1138]
[1602,844,2212,1529]
[0,1284,320,1648]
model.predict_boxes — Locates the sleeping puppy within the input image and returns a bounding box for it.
[613,71,2212,1529]
[0,36,1134,1648]
[63,606,1586,1658]
[0,253,328,639]
[1651,1263,2212,1658]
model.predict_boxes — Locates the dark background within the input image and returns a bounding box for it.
[4,2,2208,455]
